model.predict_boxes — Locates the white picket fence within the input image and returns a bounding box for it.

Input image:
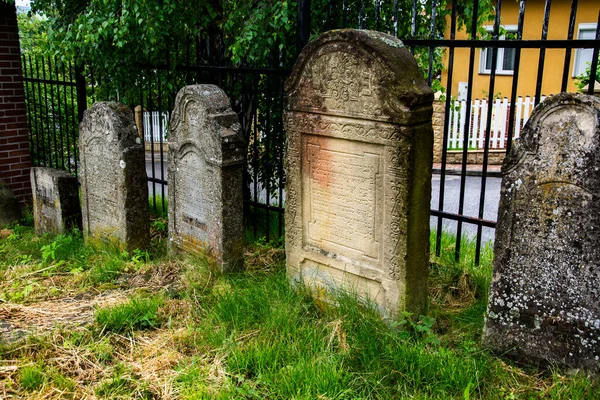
[143,111,169,143]
[447,96,547,150]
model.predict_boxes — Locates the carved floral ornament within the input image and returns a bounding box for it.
[284,113,401,144]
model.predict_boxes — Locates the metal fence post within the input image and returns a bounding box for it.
[75,65,87,122]
[297,0,311,55]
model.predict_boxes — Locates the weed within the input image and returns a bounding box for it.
[19,364,45,391]
[95,294,165,334]
[149,195,168,219]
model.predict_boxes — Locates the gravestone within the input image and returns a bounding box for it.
[31,167,81,235]
[284,30,434,317]
[0,180,21,227]
[168,85,244,270]
[484,93,600,373]
[79,102,149,250]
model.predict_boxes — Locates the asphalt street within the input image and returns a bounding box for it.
[146,156,501,245]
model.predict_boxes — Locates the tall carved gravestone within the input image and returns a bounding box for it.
[284,30,433,317]
[79,102,149,250]
[31,167,81,235]
[168,85,245,270]
[484,93,600,373]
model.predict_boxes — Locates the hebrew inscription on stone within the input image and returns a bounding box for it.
[79,102,149,250]
[168,85,245,271]
[302,135,383,260]
[285,29,434,317]
[484,93,600,374]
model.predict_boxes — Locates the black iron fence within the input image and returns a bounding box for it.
[20,0,600,263]
[21,56,86,176]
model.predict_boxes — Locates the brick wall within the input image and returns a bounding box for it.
[0,1,31,205]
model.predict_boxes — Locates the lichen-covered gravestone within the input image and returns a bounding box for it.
[284,30,433,317]
[484,93,600,373]
[168,85,244,270]
[79,102,149,250]
[0,180,21,227]
[31,167,81,235]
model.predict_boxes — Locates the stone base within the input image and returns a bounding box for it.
[442,150,506,165]
[0,180,21,227]
[145,142,168,153]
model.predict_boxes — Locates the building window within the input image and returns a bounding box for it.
[479,25,517,75]
[573,23,597,78]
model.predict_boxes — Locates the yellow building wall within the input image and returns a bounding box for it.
[442,0,599,99]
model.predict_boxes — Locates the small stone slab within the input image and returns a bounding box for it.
[31,167,81,235]
[0,180,21,228]
[79,102,149,250]
[168,85,244,270]
[484,93,600,373]
[284,29,434,317]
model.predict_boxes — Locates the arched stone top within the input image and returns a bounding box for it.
[169,84,243,166]
[80,102,138,148]
[286,29,433,125]
[504,93,600,191]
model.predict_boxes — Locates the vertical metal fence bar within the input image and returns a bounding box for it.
[47,57,60,169]
[61,62,72,174]
[505,0,526,155]
[535,0,552,104]
[21,56,35,167]
[427,0,438,86]
[326,0,332,30]
[157,73,166,215]
[34,57,45,167]
[376,0,381,31]
[70,63,80,177]
[265,76,272,242]
[75,66,87,122]
[393,0,399,37]
[587,12,600,95]
[297,0,311,55]
[252,74,259,238]
[435,0,458,257]
[148,74,157,212]
[475,0,502,265]
[455,0,480,262]
[278,75,285,238]
[561,0,578,92]
[411,0,417,37]
[41,58,53,167]
[359,0,364,30]
[55,60,65,170]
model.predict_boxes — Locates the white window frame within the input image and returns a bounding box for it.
[479,25,518,76]
[572,23,598,78]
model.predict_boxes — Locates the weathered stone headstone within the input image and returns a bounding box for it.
[284,30,433,317]
[0,180,21,227]
[31,167,81,235]
[484,93,600,373]
[79,102,149,250]
[168,85,244,270]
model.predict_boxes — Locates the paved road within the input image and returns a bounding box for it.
[145,155,501,244]
[430,174,501,245]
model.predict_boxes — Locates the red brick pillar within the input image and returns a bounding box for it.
[0,1,31,205]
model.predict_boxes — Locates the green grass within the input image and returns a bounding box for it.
[244,204,284,244]
[149,194,168,219]
[95,294,165,334]
[19,365,45,391]
[1,226,599,399]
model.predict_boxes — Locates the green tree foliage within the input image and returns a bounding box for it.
[575,57,600,92]
[17,12,50,56]
[28,0,297,103]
